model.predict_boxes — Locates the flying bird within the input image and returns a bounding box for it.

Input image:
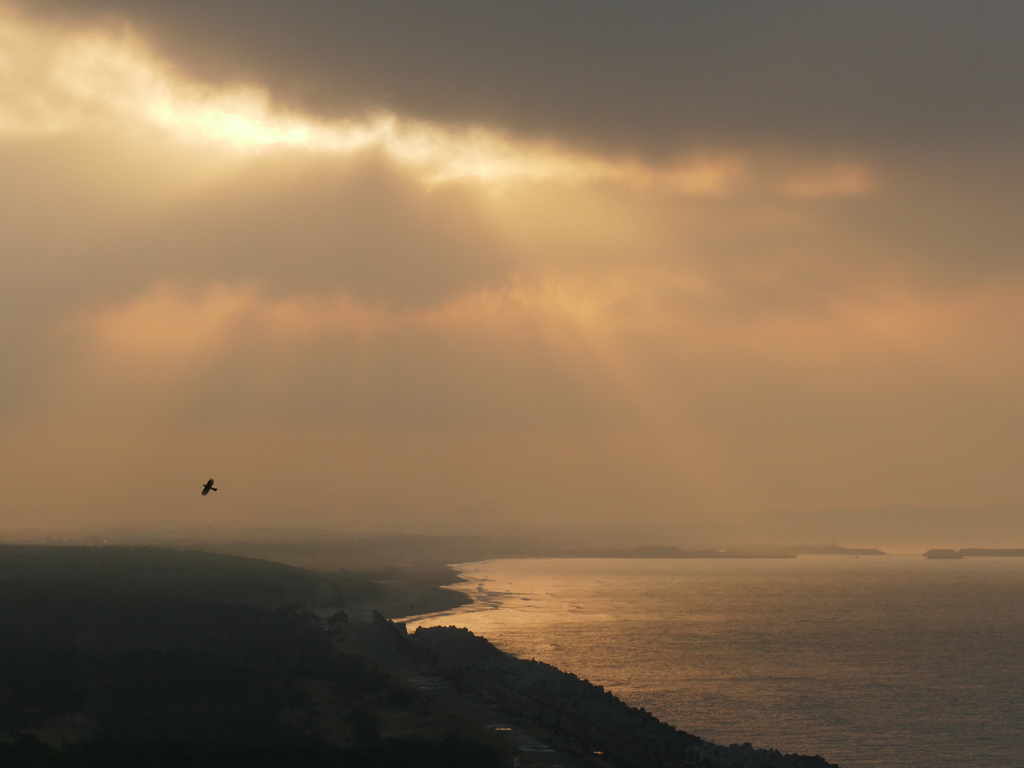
[201,479,217,496]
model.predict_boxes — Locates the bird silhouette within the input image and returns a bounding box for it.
[201,479,217,496]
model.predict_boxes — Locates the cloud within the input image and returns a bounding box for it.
[2,3,1024,534]
[17,1,1024,156]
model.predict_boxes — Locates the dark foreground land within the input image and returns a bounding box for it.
[0,545,504,768]
[0,545,839,768]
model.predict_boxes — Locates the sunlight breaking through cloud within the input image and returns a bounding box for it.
[0,5,750,191]
[12,1,1020,530]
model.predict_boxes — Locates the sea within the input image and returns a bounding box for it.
[406,556,1024,768]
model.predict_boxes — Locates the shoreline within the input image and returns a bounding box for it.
[385,550,899,625]
[343,563,473,622]
[393,561,842,767]
[367,613,840,768]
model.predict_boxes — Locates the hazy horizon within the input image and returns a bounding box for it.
[5,504,1024,556]
[2,2,1024,541]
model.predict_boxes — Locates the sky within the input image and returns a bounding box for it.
[2,1,1024,538]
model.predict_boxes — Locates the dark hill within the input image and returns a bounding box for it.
[0,545,344,608]
[0,546,504,768]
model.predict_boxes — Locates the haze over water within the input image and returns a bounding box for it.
[410,557,1024,768]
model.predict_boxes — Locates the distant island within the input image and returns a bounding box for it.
[582,545,796,559]
[580,544,884,559]
[780,544,887,556]
[925,548,1024,559]
[923,549,964,559]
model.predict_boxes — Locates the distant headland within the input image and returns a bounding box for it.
[924,548,1024,559]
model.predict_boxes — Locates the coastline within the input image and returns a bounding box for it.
[344,563,473,622]
[394,561,842,768]
[373,551,866,624]
[368,611,840,768]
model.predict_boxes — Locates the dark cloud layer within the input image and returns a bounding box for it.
[23,0,1024,156]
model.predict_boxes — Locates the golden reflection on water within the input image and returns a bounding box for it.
[408,556,1024,768]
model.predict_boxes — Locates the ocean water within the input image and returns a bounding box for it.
[407,556,1024,768]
